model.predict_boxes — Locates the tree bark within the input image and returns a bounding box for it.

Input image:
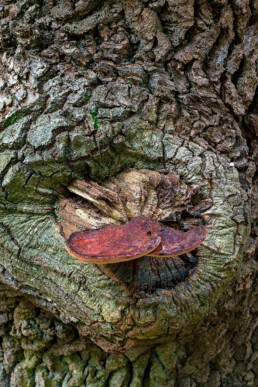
[0,0,257,386]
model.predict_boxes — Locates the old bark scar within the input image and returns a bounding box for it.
[65,216,161,264]
[147,225,207,257]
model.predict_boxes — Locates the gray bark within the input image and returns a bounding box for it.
[0,0,257,386]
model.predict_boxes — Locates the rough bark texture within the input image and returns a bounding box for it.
[0,0,257,386]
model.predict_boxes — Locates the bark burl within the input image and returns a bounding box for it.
[0,0,257,386]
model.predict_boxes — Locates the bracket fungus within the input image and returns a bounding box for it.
[147,225,207,257]
[65,215,207,264]
[65,216,161,264]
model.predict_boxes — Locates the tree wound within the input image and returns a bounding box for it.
[59,170,207,290]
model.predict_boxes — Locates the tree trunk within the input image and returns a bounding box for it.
[0,0,257,386]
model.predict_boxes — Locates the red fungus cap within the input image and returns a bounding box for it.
[147,225,207,257]
[65,216,161,264]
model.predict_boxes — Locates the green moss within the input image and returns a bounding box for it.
[90,110,100,130]
[54,201,62,223]
[5,113,25,127]
[84,92,92,101]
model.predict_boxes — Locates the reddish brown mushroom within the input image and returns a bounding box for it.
[147,225,207,257]
[65,216,161,264]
